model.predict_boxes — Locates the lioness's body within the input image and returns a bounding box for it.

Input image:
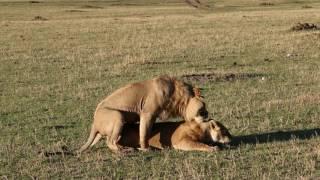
[85,120,232,152]
[79,76,208,152]
[119,122,182,149]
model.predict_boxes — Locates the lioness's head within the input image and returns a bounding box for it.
[207,120,232,144]
[185,97,208,122]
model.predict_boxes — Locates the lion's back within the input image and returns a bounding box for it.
[98,76,174,112]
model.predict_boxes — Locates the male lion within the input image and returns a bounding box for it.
[82,119,232,152]
[79,75,208,153]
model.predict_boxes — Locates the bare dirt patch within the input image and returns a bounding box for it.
[32,16,48,21]
[185,0,200,8]
[65,10,87,13]
[259,2,275,6]
[184,0,210,8]
[181,72,265,83]
[139,61,182,65]
[301,5,312,9]
[291,23,320,31]
[29,1,41,3]
[38,145,74,157]
[80,5,104,9]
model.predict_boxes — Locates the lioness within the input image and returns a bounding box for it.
[79,76,208,153]
[82,119,232,152]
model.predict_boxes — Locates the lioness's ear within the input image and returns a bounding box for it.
[210,121,216,129]
[193,87,203,98]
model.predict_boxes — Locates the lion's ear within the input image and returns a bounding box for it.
[193,87,203,98]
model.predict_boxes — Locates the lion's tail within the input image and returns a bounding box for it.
[78,125,98,154]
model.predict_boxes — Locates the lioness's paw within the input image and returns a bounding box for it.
[209,146,220,152]
[138,147,151,152]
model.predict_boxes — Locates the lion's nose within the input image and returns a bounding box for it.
[203,111,209,119]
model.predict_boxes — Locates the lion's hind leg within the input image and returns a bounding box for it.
[105,110,126,152]
[90,133,102,147]
[93,107,126,152]
[174,139,219,152]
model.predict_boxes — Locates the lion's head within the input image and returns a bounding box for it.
[182,84,208,122]
[159,77,208,122]
[185,96,208,122]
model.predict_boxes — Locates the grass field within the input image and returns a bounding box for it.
[1,0,320,179]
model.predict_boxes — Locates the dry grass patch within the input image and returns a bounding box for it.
[264,94,320,108]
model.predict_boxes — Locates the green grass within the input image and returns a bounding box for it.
[1,0,320,179]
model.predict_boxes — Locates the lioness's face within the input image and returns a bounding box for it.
[185,97,208,122]
[209,121,232,144]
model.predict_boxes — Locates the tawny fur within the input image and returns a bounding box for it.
[87,119,232,152]
[79,76,208,153]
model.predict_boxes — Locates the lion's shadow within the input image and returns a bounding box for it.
[230,128,320,147]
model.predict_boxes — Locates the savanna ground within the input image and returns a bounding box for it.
[0,0,320,179]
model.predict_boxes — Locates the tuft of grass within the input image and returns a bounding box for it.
[0,0,319,178]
